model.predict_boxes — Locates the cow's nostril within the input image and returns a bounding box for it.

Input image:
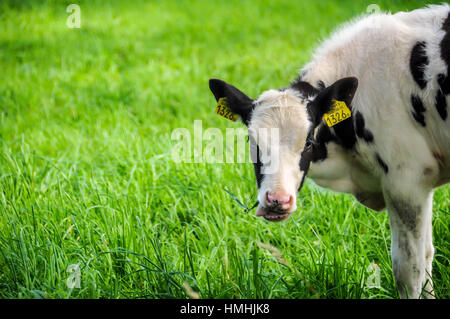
[284,195,294,210]
[266,192,293,210]
[288,195,294,205]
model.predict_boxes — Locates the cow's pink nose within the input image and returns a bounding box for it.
[265,192,294,211]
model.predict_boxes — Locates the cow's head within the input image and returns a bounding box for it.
[209,77,358,222]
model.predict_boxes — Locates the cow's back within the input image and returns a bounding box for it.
[397,5,450,181]
[302,4,450,185]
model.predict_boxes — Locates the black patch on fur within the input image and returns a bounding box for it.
[354,192,385,211]
[354,111,374,143]
[209,79,254,126]
[253,145,264,188]
[306,77,358,127]
[290,80,319,99]
[397,231,412,259]
[441,12,450,74]
[299,124,334,172]
[297,77,360,172]
[435,88,448,121]
[436,12,450,121]
[410,41,429,90]
[311,125,334,162]
[390,199,421,231]
[303,77,359,150]
[317,80,326,90]
[438,73,450,95]
[375,153,389,174]
[410,94,426,127]
[332,117,357,150]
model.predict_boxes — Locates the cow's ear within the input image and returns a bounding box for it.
[309,77,358,126]
[209,79,254,126]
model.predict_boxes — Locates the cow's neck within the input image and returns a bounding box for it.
[304,122,355,193]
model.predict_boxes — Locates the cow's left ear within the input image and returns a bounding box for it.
[309,77,358,126]
[209,79,254,126]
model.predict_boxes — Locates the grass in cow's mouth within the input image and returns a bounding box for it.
[224,188,258,213]
[0,0,448,299]
[224,189,289,222]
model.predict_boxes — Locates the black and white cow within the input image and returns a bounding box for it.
[209,5,450,299]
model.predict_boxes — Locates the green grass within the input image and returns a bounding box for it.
[0,0,448,299]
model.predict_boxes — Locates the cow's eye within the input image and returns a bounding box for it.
[304,141,313,152]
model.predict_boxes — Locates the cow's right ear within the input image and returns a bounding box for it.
[209,79,254,126]
[308,77,358,126]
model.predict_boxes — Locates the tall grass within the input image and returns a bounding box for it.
[0,0,448,298]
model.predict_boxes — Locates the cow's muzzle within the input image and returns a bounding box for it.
[255,205,291,221]
[255,191,294,222]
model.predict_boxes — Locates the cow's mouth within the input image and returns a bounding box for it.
[255,206,291,222]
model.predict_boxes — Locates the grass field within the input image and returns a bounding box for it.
[0,0,448,299]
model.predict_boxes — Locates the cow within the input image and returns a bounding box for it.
[208,4,450,299]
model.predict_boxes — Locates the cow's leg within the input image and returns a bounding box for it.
[424,205,435,298]
[383,185,435,299]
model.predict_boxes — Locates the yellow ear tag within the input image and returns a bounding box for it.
[323,100,352,127]
[215,97,238,122]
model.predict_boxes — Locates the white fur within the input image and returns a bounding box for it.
[250,5,450,298]
[250,90,311,211]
